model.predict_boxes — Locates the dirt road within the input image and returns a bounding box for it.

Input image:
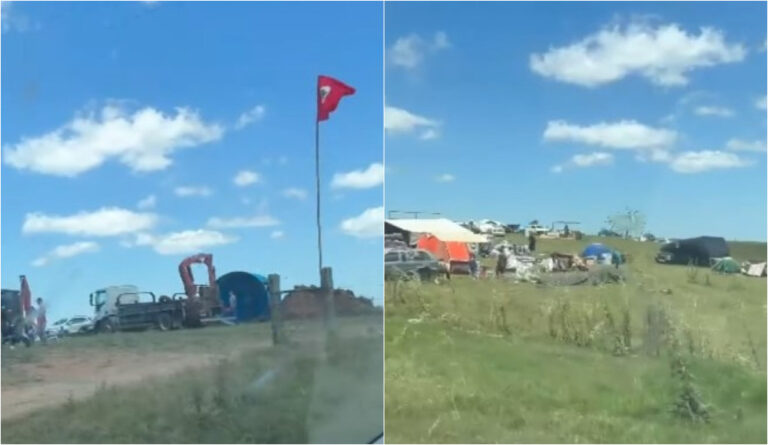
[1,348,242,419]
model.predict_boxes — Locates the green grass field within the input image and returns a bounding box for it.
[2,315,383,444]
[385,235,766,443]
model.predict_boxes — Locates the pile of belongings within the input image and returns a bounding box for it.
[490,241,530,258]
[541,252,588,272]
[741,261,767,277]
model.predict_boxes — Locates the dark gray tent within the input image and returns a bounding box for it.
[656,236,729,266]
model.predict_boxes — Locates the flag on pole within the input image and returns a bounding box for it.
[317,75,355,122]
[20,275,31,316]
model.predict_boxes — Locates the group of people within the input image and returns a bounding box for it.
[2,297,47,348]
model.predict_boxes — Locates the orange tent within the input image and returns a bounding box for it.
[417,235,471,264]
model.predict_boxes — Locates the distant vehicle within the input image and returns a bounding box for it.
[62,316,94,335]
[385,248,446,280]
[462,221,482,234]
[524,224,550,237]
[46,318,69,337]
[598,229,622,237]
[90,285,186,333]
[504,224,521,233]
[475,219,506,236]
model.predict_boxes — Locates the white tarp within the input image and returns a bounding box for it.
[385,218,489,243]
[745,262,767,277]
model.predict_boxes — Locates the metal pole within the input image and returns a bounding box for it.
[268,274,283,346]
[315,118,323,285]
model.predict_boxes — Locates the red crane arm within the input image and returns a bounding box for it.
[178,253,217,298]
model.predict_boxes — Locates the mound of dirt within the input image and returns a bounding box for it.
[281,287,377,319]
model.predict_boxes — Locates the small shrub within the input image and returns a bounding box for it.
[670,354,711,423]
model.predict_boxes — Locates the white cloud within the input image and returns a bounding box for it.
[669,150,750,173]
[233,170,261,187]
[270,230,285,239]
[530,23,746,87]
[385,106,440,138]
[551,152,614,173]
[32,241,99,267]
[756,95,767,110]
[207,215,280,229]
[235,105,266,129]
[389,31,450,70]
[133,229,237,255]
[174,185,212,197]
[726,139,766,153]
[572,152,615,167]
[137,194,157,209]
[693,106,734,117]
[282,187,308,200]
[23,207,157,237]
[331,163,384,189]
[543,120,676,150]
[2,2,39,33]
[433,31,451,49]
[435,173,455,182]
[419,128,440,140]
[340,206,383,238]
[3,105,223,177]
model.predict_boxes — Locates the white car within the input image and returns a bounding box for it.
[524,224,550,237]
[475,219,506,236]
[62,316,94,335]
[46,318,69,338]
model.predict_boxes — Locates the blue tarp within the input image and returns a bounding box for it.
[582,243,614,258]
[216,272,271,322]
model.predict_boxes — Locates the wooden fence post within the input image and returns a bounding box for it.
[320,267,337,337]
[268,274,283,346]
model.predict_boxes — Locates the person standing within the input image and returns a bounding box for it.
[35,298,47,345]
[228,291,238,316]
[496,249,507,278]
[469,252,479,279]
[528,232,537,252]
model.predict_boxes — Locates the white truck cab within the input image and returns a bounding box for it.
[90,285,139,329]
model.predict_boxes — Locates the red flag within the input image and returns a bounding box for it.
[317,75,355,122]
[20,275,31,316]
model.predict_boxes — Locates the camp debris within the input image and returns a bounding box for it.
[742,261,767,278]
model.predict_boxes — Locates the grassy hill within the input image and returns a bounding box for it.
[385,236,766,443]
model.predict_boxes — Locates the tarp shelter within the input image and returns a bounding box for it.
[745,262,767,277]
[712,257,740,274]
[659,236,729,266]
[385,218,488,245]
[216,272,270,322]
[417,235,471,264]
[581,243,623,265]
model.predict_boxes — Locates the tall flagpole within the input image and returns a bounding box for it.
[315,115,323,284]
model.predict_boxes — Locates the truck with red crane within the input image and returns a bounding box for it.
[88,253,225,333]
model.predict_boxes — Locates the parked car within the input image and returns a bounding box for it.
[46,318,69,338]
[385,248,446,280]
[524,224,550,237]
[62,316,94,335]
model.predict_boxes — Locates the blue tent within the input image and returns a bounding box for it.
[216,272,271,322]
[582,243,616,259]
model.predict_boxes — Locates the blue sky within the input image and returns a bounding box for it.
[385,2,766,241]
[1,1,383,321]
